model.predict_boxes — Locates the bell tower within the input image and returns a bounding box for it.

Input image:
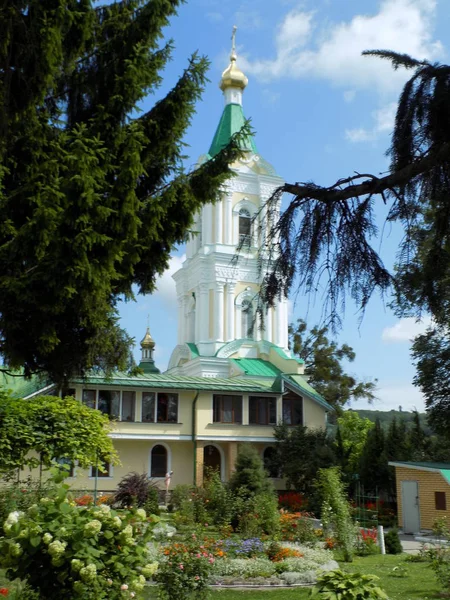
[168,28,289,377]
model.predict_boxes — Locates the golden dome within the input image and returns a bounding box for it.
[140,327,155,349]
[220,25,248,91]
[220,57,248,91]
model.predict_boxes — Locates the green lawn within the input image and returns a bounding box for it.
[1,554,443,599]
[143,554,441,600]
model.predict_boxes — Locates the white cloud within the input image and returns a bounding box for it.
[154,254,185,308]
[207,12,224,23]
[345,101,397,142]
[382,316,432,343]
[355,382,425,411]
[242,0,443,91]
[343,90,357,103]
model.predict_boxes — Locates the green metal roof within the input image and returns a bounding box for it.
[186,343,200,358]
[71,372,275,394]
[231,358,282,377]
[388,461,450,485]
[208,103,257,158]
[271,345,304,364]
[283,374,334,412]
[0,372,54,399]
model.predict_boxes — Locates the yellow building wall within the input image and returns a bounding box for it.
[303,397,326,429]
[64,440,195,493]
[395,466,450,530]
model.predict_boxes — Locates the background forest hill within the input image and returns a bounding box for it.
[351,409,430,435]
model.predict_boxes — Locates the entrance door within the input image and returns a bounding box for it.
[204,445,221,478]
[402,480,420,533]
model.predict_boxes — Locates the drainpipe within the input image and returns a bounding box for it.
[192,392,199,486]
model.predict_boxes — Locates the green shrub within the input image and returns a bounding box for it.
[233,491,279,537]
[0,474,155,599]
[170,485,193,510]
[155,538,213,600]
[316,468,357,562]
[310,570,389,599]
[113,471,159,513]
[294,516,319,546]
[0,478,52,526]
[384,529,403,554]
[202,469,233,526]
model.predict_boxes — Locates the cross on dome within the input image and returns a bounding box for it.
[220,25,248,95]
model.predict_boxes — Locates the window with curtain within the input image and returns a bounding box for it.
[82,389,96,409]
[142,392,178,423]
[97,390,120,419]
[249,396,277,425]
[282,395,303,426]
[213,395,242,424]
[121,391,136,422]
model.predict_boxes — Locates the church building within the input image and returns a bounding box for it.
[4,35,332,491]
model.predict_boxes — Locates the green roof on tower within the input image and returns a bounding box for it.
[208,103,258,158]
[208,25,257,158]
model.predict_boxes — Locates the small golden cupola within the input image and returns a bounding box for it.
[220,25,248,94]
[139,326,160,374]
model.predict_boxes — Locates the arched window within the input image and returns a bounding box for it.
[239,208,252,246]
[263,447,279,478]
[150,444,167,478]
[241,299,254,339]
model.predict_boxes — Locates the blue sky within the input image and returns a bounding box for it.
[119,0,450,412]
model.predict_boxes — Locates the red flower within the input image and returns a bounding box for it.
[0,588,9,596]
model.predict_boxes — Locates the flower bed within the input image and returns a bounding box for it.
[152,535,338,588]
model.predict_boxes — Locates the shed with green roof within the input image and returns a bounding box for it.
[389,461,450,532]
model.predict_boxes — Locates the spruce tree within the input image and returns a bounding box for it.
[0,1,244,383]
[359,420,389,495]
[228,444,273,498]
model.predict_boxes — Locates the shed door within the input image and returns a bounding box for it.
[402,480,420,534]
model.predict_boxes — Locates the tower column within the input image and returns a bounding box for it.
[226,283,236,341]
[177,296,184,344]
[265,306,272,343]
[214,282,225,341]
[202,204,213,245]
[274,299,283,347]
[224,193,233,245]
[215,200,223,244]
[198,284,209,341]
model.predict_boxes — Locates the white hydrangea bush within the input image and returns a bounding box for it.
[0,482,156,600]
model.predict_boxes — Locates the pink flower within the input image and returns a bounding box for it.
[179,564,184,570]
[208,558,215,564]
[120,584,128,591]
[205,523,209,527]
[194,576,200,580]
[196,553,201,558]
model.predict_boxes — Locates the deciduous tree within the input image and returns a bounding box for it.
[0,390,117,475]
[289,320,376,410]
